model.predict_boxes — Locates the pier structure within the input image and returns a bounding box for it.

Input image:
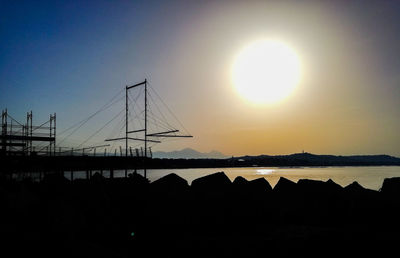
[1,78,193,179]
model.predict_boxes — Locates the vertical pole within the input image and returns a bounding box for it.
[25,117,28,155]
[54,113,56,156]
[144,79,147,178]
[5,109,8,154]
[22,124,25,155]
[30,111,32,154]
[125,86,128,176]
[1,110,3,153]
[125,86,128,157]
[10,120,13,153]
[26,111,29,155]
[24,113,28,155]
[26,112,29,155]
[104,148,107,156]
[49,114,52,156]
[1,110,4,154]
[5,109,7,154]
[25,112,27,155]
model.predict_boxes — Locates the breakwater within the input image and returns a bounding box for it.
[1,172,400,257]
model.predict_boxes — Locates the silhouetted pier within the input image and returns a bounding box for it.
[1,79,193,180]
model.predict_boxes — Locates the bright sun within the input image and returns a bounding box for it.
[232,40,301,104]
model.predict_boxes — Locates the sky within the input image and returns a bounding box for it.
[1,0,400,157]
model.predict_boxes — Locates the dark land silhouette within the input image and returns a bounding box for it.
[1,171,400,257]
[1,153,400,178]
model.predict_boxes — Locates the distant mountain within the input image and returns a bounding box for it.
[153,148,228,159]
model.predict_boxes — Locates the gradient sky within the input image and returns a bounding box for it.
[1,0,400,156]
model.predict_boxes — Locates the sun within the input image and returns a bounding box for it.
[232,40,301,104]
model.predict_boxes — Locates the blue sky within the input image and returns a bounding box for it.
[1,0,400,156]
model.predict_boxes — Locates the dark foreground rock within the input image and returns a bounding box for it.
[0,172,399,257]
[191,171,231,192]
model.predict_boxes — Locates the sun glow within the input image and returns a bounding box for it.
[232,40,301,104]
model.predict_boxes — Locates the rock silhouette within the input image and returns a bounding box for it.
[0,172,399,257]
[381,177,400,195]
[151,172,188,189]
[249,177,273,192]
[191,171,231,194]
[273,176,297,195]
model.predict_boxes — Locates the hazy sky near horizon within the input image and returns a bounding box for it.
[1,0,400,156]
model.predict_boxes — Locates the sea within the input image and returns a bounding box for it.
[64,166,400,190]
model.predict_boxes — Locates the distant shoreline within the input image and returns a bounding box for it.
[1,153,400,176]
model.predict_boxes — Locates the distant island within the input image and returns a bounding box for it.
[150,151,400,168]
[232,152,400,166]
[152,148,400,166]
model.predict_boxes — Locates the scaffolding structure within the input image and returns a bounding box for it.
[1,109,56,156]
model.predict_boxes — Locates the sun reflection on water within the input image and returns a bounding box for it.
[256,169,275,175]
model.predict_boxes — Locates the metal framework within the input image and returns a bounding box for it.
[1,109,56,156]
[105,79,193,177]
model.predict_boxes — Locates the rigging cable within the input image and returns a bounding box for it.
[147,92,175,131]
[57,93,124,146]
[148,83,191,135]
[77,108,125,148]
[58,88,124,136]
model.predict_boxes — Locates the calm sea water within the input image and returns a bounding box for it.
[67,166,400,191]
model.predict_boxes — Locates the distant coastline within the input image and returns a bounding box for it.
[149,152,400,168]
[1,153,399,176]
